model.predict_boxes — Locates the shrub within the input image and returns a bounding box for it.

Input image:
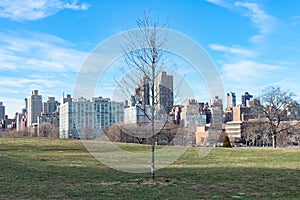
[223,134,232,148]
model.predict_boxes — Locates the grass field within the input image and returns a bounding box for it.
[0,137,299,199]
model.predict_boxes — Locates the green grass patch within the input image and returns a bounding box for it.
[0,137,299,199]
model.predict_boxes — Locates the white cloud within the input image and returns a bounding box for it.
[209,44,257,57]
[0,30,89,117]
[205,0,233,8]
[0,0,89,21]
[222,60,283,83]
[0,76,64,88]
[235,2,275,42]
[205,0,223,4]
[219,60,289,101]
[206,1,276,43]
[0,31,88,72]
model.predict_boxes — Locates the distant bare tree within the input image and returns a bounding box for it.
[106,123,180,146]
[106,124,122,142]
[39,122,59,138]
[255,86,299,148]
[4,129,17,137]
[50,126,59,138]
[82,125,95,140]
[40,122,52,137]
[242,120,270,147]
[19,128,29,137]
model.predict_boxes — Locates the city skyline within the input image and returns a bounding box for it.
[0,88,283,120]
[1,0,300,117]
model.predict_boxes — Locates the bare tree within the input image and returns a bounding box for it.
[19,128,29,137]
[242,120,271,147]
[39,122,59,138]
[106,124,122,142]
[255,86,298,148]
[115,13,179,179]
[50,126,59,138]
[39,122,52,137]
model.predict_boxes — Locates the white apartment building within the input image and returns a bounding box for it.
[59,96,124,139]
[124,104,151,124]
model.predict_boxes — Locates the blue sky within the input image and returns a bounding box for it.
[0,0,300,117]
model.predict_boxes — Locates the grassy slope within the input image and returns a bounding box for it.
[0,137,299,200]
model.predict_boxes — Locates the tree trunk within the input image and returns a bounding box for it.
[272,134,276,148]
[151,118,155,179]
[151,61,155,180]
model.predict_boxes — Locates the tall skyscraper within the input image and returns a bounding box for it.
[209,96,223,124]
[140,75,150,106]
[63,94,72,104]
[241,92,253,107]
[42,97,58,115]
[156,71,173,114]
[0,102,5,120]
[24,98,28,109]
[210,96,223,111]
[27,90,42,126]
[181,99,206,127]
[226,92,236,108]
[132,75,150,106]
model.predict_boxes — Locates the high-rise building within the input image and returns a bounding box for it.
[156,71,173,114]
[170,105,182,125]
[37,96,60,137]
[42,97,58,115]
[59,96,124,139]
[63,94,72,104]
[22,98,28,115]
[27,90,42,126]
[232,107,256,121]
[0,102,5,120]
[24,98,28,109]
[15,98,28,133]
[286,101,300,121]
[140,75,150,106]
[241,92,253,107]
[209,96,223,124]
[226,92,236,108]
[133,86,141,104]
[132,75,150,106]
[181,99,206,127]
[210,96,223,111]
